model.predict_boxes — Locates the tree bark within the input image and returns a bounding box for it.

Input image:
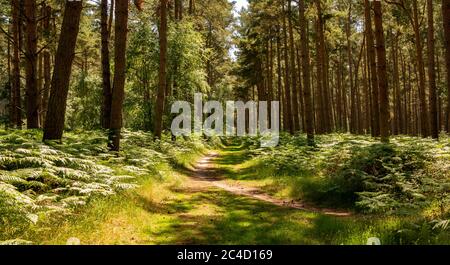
[10,0,21,129]
[427,0,438,138]
[24,0,39,128]
[43,1,83,140]
[442,0,450,132]
[412,0,430,137]
[364,0,379,137]
[299,0,314,144]
[347,5,356,134]
[288,0,300,132]
[108,0,129,150]
[373,1,390,143]
[40,4,51,128]
[154,0,168,138]
[101,0,113,129]
[282,0,293,134]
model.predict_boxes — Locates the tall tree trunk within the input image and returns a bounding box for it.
[442,0,450,133]
[189,0,194,15]
[43,1,83,140]
[315,0,330,133]
[101,0,113,129]
[288,0,300,132]
[346,5,356,134]
[108,0,129,150]
[296,45,305,131]
[154,0,168,138]
[24,0,39,128]
[41,4,51,127]
[364,0,379,137]
[276,34,284,129]
[392,33,402,135]
[10,0,21,129]
[373,0,390,143]
[427,0,438,139]
[7,25,12,129]
[314,16,324,133]
[412,0,430,137]
[336,51,343,131]
[282,0,293,133]
[299,0,314,144]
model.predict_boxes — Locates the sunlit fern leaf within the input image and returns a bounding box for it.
[113,183,139,190]
[0,239,33,245]
[0,182,36,207]
[35,194,59,204]
[432,220,450,230]
[61,196,87,207]
[0,175,26,184]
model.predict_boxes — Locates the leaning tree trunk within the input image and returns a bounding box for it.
[108,0,129,150]
[43,1,83,140]
[24,0,39,128]
[101,0,112,129]
[373,1,390,143]
[154,0,168,139]
[443,0,450,132]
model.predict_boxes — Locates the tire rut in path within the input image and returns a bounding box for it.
[191,152,352,217]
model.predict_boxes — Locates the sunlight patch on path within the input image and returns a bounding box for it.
[191,152,352,217]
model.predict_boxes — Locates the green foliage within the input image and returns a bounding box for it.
[245,134,450,214]
[0,129,210,241]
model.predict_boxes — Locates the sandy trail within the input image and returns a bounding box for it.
[191,152,352,217]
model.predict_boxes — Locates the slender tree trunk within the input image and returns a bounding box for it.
[296,45,305,131]
[24,0,39,128]
[442,0,450,132]
[427,0,438,138]
[154,0,168,138]
[346,5,356,134]
[364,0,379,137]
[314,17,324,133]
[412,0,430,137]
[299,0,314,144]
[189,0,195,15]
[276,34,284,130]
[41,4,51,127]
[43,1,83,140]
[7,25,12,129]
[288,0,299,132]
[373,1,390,143]
[101,0,113,129]
[392,33,402,135]
[336,51,343,131]
[10,0,21,129]
[282,0,293,133]
[108,0,129,150]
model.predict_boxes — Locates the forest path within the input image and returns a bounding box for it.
[189,150,351,217]
[43,146,355,244]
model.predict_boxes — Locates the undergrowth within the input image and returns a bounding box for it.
[236,133,450,243]
[0,129,213,243]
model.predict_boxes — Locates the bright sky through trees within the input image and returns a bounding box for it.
[230,0,248,60]
[234,0,248,11]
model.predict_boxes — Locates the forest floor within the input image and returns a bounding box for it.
[38,148,357,244]
[32,145,406,245]
[1,131,449,245]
